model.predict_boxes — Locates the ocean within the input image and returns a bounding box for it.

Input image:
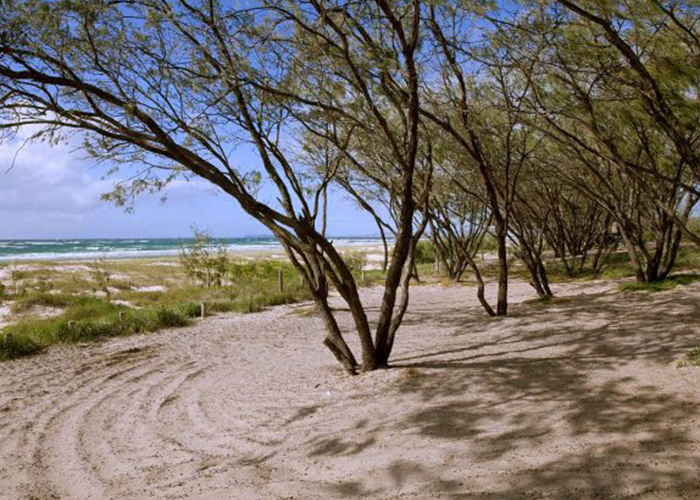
[0,237,385,262]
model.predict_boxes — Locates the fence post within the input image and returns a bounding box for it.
[361,269,366,282]
[200,302,206,318]
[277,270,284,293]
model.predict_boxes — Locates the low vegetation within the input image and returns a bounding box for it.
[0,255,312,361]
[678,347,700,368]
[2,238,699,362]
[620,275,700,293]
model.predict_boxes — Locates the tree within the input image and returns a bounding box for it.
[427,140,495,316]
[0,0,425,373]
[546,0,700,247]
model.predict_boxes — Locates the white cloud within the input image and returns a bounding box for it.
[0,134,112,215]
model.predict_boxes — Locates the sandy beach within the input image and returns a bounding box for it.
[1,278,699,499]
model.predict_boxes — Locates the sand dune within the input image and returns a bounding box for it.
[1,280,699,499]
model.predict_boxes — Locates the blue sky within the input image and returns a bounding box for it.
[0,130,377,239]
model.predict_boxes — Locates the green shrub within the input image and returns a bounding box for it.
[619,275,700,293]
[179,229,229,288]
[414,241,436,264]
[155,308,191,327]
[478,234,498,253]
[343,251,368,272]
[0,331,43,360]
[227,259,291,283]
[178,302,202,318]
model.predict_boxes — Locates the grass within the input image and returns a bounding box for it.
[0,306,194,360]
[619,274,700,293]
[677,347,700,368]
[0,258,314,361]
[3,243,699,361]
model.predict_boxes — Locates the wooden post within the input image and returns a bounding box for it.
[361,269,366,282]
[68,321,75,331]
[200,302,206,318]
[277,270,284,293]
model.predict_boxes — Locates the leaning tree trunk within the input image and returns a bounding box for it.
[466,255,496,317]
[617,222,647,283]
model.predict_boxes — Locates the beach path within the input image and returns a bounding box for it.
[1,280,699,499]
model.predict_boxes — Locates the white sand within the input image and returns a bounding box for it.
[0,304,10,330]
[132,285,166,293]
[1,279,699,499]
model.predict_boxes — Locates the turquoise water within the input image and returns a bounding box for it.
[0,237,384,262]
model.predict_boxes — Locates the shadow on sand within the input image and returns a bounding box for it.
[318,285,700,498]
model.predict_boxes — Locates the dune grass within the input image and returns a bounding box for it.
[0,259,313,361]
[3,244,699,361]
[0,295,196,360]
[619,274,700,293]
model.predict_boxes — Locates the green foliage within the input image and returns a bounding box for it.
[0,257,313,361]
[179,229,229,288]
[2,305,192,352]
[414,241,436,264]
[88,258,112,300]
[619,275,700,293]
[35,271,54,294]
[477,235,498,253]
[343,251,368,272]
[685,217,700,237]
[677,347,700,368]
[10,292,75,313]
[676,246,700,270]
[0,331,43,360]
[228,259,292,283]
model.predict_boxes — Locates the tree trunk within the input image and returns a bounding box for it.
[618,224,647,283]
[496,225,509,315]
[467,255,496,317]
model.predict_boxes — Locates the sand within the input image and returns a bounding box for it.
[1,279,699,499]
[0,305,10,330]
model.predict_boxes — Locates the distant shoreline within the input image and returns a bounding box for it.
[0,237,390,263]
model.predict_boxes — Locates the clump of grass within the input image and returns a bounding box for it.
[2,306,192,353]
[619,275,700,293]
[203,288,313,315]
[10,292,75,313]
[677,347,700,368]
[0,330,44,360]
[414,241,436,264]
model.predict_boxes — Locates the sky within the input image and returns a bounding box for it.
[0,131,377,240]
